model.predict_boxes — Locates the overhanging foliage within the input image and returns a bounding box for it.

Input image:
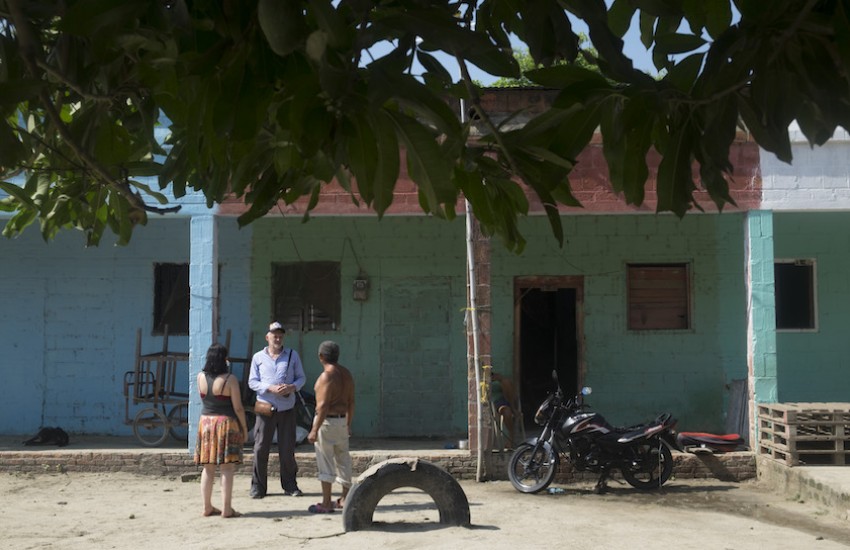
[0,0,847,250]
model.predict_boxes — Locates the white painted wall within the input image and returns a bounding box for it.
[760,126,850,211]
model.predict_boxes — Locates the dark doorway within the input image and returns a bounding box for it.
[515,278,582,428]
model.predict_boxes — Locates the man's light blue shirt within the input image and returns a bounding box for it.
[248,347,306,411]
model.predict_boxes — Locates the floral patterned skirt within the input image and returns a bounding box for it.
[194,415,244,465]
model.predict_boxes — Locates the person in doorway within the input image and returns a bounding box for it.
[194,343,249,518]
[307,340,355,514]
[248,321,307,499]
[492,370,519,449]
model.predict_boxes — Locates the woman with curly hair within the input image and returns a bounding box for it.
[194,343,248,518]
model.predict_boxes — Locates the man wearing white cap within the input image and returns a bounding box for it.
[248,321,306,498]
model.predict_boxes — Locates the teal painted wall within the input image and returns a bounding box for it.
[773,212,850,401]
[491,214,748,432]
[250,216,470,438]
[0,219,192,434]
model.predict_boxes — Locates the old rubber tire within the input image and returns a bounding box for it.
[342,459,470,532]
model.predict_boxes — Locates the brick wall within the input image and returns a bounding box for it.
[0,449,755,482]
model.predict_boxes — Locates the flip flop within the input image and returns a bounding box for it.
[334,498,344,509]
[203,507,221,517]
[308,503,335,514]
[221,510,242,518]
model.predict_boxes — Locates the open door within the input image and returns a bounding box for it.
[514,276,583,428]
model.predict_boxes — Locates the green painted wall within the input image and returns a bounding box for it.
[250,216,469,438]
[491,214,748,432]
[249,212,752,436]
[773,212,850,401]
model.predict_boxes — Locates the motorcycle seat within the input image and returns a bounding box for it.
[676,431,747,452]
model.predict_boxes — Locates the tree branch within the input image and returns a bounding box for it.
[455,55,525,181]
[7,0,178,217]
[35,59,116,104]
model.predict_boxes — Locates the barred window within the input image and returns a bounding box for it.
[272,262,341,331]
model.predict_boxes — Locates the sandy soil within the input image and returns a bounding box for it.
[2,471,849,549]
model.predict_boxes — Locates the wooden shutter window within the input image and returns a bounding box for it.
[627,264,690,330]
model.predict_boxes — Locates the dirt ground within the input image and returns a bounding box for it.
[2,471,849,549]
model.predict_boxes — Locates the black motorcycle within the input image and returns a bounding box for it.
[508,375,678,494]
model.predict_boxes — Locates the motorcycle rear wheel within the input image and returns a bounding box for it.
[508,442,558,493]
[621,440,673,490]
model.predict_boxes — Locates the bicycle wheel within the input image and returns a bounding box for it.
[133,407,169,447]
[168,403,189,442]
[295,394,315,446]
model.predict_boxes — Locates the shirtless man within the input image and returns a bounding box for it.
[307,341,355,514]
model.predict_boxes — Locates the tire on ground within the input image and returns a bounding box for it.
[342,458,471,532]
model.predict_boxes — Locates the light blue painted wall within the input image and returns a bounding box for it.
[746,211,778,407]
[773,212,850,401]
[491,213,748,432]
[217,218,254,357]
[249,216,470,438]
[0,215,253,436]
[0,219,190,434]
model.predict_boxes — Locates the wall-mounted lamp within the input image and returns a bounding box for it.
[353,273,370,301]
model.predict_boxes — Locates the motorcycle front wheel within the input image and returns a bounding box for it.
[508,442,558,493]
[621,440,673,490]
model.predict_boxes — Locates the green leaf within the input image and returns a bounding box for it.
[654,33,707,56]
[375,8,519,77]
[121,161,163,178]
[0,79,42,105]
[343,111,379,203]
[697,96,737,173]
[108,192,133,246]
[656,124,695,216]
[699,164,735,211]
[737,96,792,164]
[833,3,850,84]
[370,70,461,139]
[608,0,637,38]
[387,111,454,212]
[128,179,170,205]
[59,0,149,37]
[518,1,579,65]
[639,11,657,51]
[0,181,37,209]
[258,0,307,57]
[663,52,704,92]
[600,96,626,193]
[0,121,25,167]
[417,51,452,84]
[703,0,732,39]
[308,0,352,49]
[370,110,401,215]
[527,64,610,89]
[306,30,329,62]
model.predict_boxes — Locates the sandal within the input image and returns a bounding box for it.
[334,498,344,509]
[308,503,335,514]
[221,510,242,518]
[203,507,221,517]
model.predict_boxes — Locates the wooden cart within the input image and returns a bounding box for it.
[123,327,190,447]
